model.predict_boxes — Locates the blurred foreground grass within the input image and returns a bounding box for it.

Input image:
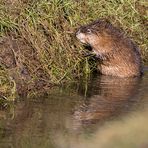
[55,109,148,148]
[0,0,147,99]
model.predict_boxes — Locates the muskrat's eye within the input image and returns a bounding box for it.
[87,29,91,33]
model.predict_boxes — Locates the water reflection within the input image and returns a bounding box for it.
[73,76,141,130]
[0,73,148,148]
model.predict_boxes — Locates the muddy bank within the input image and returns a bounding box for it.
[0,35,55,99]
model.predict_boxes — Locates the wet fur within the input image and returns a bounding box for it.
[76,19,143,77]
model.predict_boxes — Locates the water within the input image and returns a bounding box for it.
[0,69,148,148]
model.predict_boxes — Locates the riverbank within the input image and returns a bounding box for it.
[0,0,147,100]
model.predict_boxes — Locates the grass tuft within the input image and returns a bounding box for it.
[0,65,16,101]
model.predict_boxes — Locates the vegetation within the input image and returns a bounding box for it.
[0,65,16,101]
[0,0,147,99]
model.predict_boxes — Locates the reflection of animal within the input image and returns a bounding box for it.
[73,75,141,128]
[76,19,143,77]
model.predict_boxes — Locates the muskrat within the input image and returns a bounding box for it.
[76,19,143,77]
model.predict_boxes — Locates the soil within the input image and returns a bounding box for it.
[0,34,52,96]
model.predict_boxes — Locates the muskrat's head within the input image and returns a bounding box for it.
[76,19,113,45]
[75,19,120,55]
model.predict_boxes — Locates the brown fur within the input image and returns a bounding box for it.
[76,19,143,77]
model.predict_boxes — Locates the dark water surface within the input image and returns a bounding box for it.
[0,69,148,148]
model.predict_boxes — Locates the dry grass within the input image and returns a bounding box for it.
[0,65,16,101]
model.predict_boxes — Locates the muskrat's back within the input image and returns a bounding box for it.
[76,19,143,77]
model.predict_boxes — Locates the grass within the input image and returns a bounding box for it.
[0,0,147,99]
[0,65,16,101]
